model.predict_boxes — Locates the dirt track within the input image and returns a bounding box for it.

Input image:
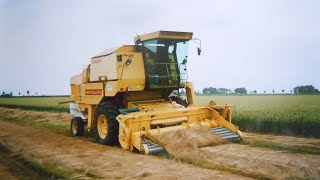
[0,108,320,179]
[0,164,17,180]
[0,120,250,179]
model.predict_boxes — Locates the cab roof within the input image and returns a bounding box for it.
[134,30,193,43]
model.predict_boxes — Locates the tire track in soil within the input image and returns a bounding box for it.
[1,108,320,179]
[0,120,251,179]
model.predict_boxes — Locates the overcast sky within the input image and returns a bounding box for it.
[1,0,319,95]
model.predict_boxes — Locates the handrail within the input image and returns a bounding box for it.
[146,62,187,85]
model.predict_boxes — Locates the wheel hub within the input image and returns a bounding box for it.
[97,114,108,139]
[72,121,77,134]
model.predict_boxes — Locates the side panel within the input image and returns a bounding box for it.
[90,53,118,81]
[125,90,163,105]
[117,52,145,92]
[104,81,119,97]
[79,83,104,105]
[70,85,81,101]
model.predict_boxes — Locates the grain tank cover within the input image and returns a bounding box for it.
[89,46,121,81]
[92,46,120,59]
[134,31,193,43]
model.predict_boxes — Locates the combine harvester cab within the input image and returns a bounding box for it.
[67,30,242,155]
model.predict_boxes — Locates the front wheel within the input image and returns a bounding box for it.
[94,105,119,145]
[70,117,85,136]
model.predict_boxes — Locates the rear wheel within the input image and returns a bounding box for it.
[70,117,85,136]
[94,104,119,145]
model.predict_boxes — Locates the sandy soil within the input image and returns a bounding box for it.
[1,108,320,179]
[0,120,250,179]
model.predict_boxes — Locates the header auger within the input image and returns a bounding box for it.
[68,30,242,155]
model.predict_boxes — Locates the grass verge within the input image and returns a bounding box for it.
[0,143,73,179]
[0,104,68,113]
[0,115,96,142]
[1,116,70,136]
[241,140,320,155]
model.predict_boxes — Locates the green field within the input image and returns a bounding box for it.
[197,95,320,137]
[0,95,319,137]
[0,97,69,112]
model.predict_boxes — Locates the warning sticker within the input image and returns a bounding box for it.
[107,85,113,91]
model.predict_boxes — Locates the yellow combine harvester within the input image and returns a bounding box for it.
[69,31,242,155]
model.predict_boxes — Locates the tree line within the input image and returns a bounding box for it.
[293,85,320,94]
[1,90,34,97]
[1,85,319,97]
[202,85,320,95]
[202,87,248,94]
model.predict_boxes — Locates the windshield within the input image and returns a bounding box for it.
[141,39,189,89]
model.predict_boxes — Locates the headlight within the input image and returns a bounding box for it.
[126,59,132,65]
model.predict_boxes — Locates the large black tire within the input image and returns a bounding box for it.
[70,117,85,136]
[94,104,119,146]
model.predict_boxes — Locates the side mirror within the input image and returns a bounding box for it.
[191,38,202,56]
[197,47,201,56]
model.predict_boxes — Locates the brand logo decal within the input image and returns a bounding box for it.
[85,89,102,95]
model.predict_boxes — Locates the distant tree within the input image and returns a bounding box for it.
[249,90,257,94]
[202,87,232,94]
[211,87,218,94]
[209,87,217,94]
[218,88,231,94]
[282,90,284,93]
[234,87,247,94]
[293,85,320,94]
[1,91,13,97]
[202,88,208,94]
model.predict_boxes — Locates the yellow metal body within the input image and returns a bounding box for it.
[70,45,146,129]
[116,100,238,151]
[68,30,241,153]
